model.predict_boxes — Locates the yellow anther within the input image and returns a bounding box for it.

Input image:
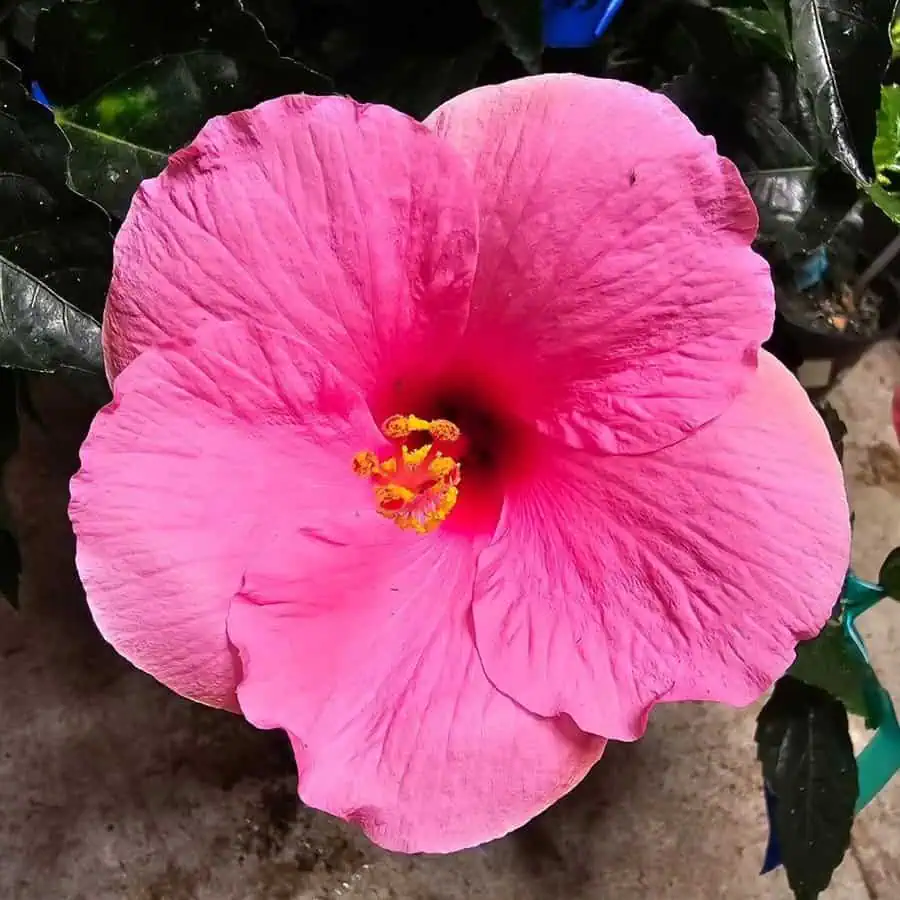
[382,415,414,439]
[354,413,463,534]
[429,455,460,483]
[352,450,379,477]
[375,483,416,513]
[402,444,432,468]
[380,414,460,443]
[428,419,460,442]
[405,414,434,432]
[434,485,459,518]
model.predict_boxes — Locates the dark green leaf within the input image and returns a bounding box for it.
[879,546,900,598]
[739,64,859,254]
[353,38,499,120]
[241,0,299,52]
[477,0,542,73]
[34,0,328,108]
[0,526,22,609]
[52,52,248,219]
[715,4,793,58]
[0,59,112,320]
[2,0,43,52]
[788,620,877,718]
[0,255,103,375]
[246,0,506,119]
[756,677,858,900]
[788,0,898,183]
[663,62,858,255]
[32,0,331,219]
[814,399,847,463]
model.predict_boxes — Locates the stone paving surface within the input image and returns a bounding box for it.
[3,345,900,900]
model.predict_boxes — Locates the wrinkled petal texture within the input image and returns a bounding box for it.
[229,500,604,854]
[426,75,773,455]
[72,318,603,851]
[103,94,479,392]
[70,320,386,710]
[473,352,850,741]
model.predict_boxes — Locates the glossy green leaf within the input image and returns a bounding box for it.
[715,4,793,58]
[0,55,106,607]
[756,677,858,900]
[788,0,898,184]
[663,62,858,255]
[867,84,900,223]
[0,255,103,376]
[879,546,900,599]
[477,0,542,73]
[872,83,900,173]
[32,0,331,219]
[868,180,900,223]
[789,620,877,718]
[0,59,112,320]
[0,255,104,608]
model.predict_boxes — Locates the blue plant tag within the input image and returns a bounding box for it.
[30,82,51,109]
[543,0,625,48]
[794,246,829,292]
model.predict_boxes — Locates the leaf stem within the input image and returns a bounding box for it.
[853,230,900,301]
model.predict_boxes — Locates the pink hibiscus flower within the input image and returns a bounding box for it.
[70,75,850,852]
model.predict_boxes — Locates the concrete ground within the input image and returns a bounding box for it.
[3,345,900,900]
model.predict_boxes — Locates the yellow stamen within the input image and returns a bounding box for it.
[427,419,461,442]
[375,484,417,513]
[381,414,461,442]
[428,455,460,482]
[402,443,433,468]
[351,450,379,477]
[352,414,462,534]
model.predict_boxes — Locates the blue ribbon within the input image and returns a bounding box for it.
[543,0,625,48]
[762,573,900,873]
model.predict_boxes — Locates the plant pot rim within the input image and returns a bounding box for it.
[774,266,900,349]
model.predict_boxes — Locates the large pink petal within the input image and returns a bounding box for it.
[228,523,604,853]
[70,320,385,710]
[426,75,773,455]
[472,352,850,741]
[104,94,479,391]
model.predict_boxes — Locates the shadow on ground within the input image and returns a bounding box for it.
[1,375,880,899]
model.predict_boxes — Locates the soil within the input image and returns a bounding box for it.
[780,279,885,338]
